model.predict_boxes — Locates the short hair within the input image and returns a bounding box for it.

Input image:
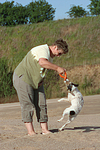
[53,39,69,54]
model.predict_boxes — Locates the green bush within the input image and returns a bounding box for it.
[0,57,15,98]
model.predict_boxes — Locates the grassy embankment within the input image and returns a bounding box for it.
[0,16,100,103]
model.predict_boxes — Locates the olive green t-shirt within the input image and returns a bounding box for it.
[14,44,53,89]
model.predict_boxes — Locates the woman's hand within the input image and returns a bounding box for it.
[57,66,66,75]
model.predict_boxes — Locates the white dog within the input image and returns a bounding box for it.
[58,82,84,131]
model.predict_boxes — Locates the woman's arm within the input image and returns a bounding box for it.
[39,58,66,74]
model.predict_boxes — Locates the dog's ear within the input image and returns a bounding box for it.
[72,83,79,87]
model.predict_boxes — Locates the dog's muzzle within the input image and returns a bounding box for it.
[67,84,72,91]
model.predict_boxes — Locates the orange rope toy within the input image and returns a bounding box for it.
[59,72,69,83]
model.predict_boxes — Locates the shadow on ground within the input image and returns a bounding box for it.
[50,126,100,133]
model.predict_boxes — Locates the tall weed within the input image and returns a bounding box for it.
[0,57,15,98]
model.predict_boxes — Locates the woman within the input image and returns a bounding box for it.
[13,38,68,136]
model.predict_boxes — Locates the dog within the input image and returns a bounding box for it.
[58,81,84,131]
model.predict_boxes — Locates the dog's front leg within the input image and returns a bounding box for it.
[58,98,68,102]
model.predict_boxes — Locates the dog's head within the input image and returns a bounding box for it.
[66,81,79,95]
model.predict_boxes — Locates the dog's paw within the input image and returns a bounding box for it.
[58,98,64,102]
[59,128,63,131]
[57,118,62,122]
[58,99,61,102]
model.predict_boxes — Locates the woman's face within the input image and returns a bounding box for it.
[52,46,64,57]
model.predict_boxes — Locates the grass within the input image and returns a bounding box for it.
[1,16,100,68]
[0,16,100,102]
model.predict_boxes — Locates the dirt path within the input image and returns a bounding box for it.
[0,95,100,150]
